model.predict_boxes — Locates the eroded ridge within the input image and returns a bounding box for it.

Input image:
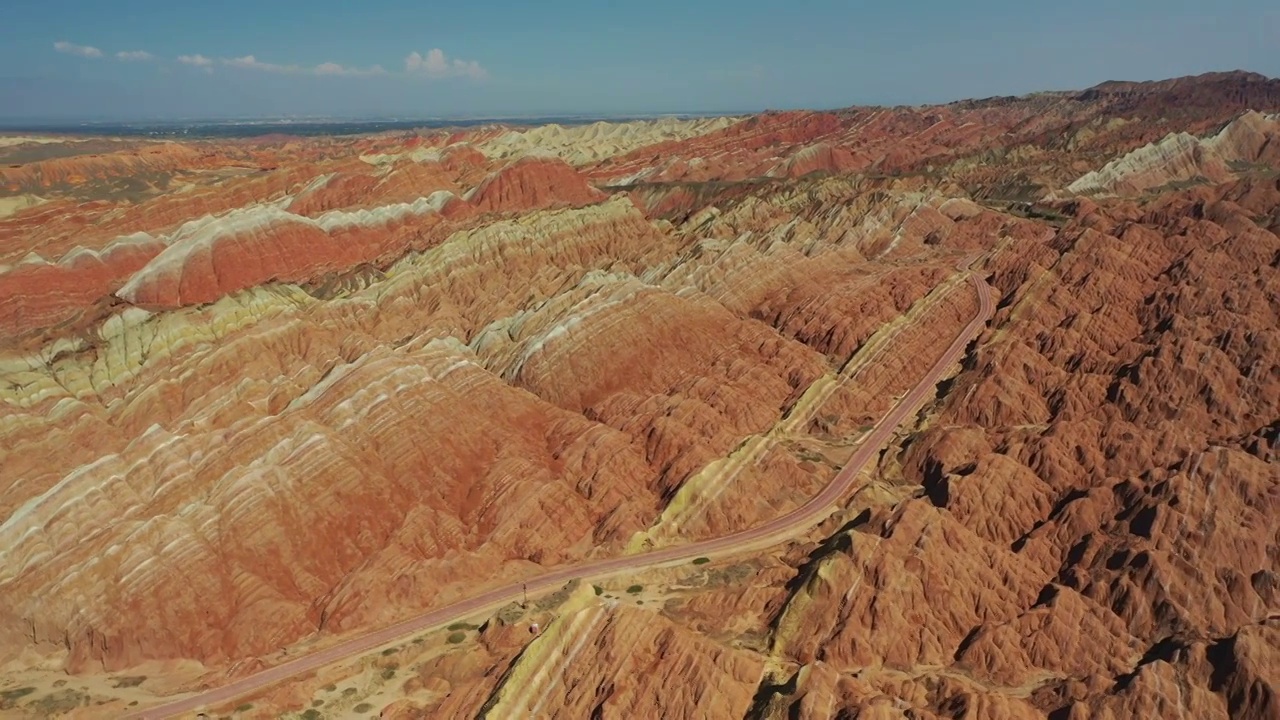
[1,69,1277,720]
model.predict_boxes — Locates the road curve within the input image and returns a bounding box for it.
[132,268,994,720]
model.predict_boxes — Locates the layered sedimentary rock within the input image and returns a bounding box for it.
[116,191,460,309]
[466,157,607,214]
[0,142,232,193]
[0,193,860,674]
[585,71,1280,199]
[1068,110,1280,195]
[472,592,765,719]
[0,234,164,339]
[0,70,1278,720]
[477,116,741,165]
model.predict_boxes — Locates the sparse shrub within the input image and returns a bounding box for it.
[626,585,643,594]
[447,631,466,644]
[380,666,397,680]
[312,698,324,707]
[29,689,90,715]
[353,702,374,713]
[301,709,323,720]
[593,585,604,595]
[342,687,358,696]
[381,647,397,656]
[235,703,253,712]
[0,687,35,703]
[692,557,710,565]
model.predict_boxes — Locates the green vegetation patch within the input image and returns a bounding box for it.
[692,557,710,565]
[29,689,90,716]
[446,631,467,644]
[0,687,36,706]
[496,602,526,624]
[626,585,644,594]
[533,578,582,611]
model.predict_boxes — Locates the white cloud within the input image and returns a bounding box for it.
[53,41,103,58]
[178,54,214,74]
[172,49,477,81]
[223,55,301,73]
[314,61,387,77]
[404,48,487,80]
[223,56,385,77]
[51,40,464,84]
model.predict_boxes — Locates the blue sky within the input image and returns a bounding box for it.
[2,0,1277,120]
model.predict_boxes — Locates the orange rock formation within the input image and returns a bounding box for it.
[0,70,1276,719]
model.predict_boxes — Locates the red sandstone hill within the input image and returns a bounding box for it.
[589,70,1280,203]
[1074,70,1280,114]
[0,70,1276,719]
[467,156,607,213]
[0,141,240,193]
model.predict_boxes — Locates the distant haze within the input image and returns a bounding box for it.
[3,0,1278,121]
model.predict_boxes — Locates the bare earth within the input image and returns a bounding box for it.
[0,70,1277,719]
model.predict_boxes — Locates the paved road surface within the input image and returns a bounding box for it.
[132,268,994,719]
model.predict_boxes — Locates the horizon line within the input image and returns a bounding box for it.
[1,68,1273,130]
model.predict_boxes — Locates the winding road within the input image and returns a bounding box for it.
[132,265,994,719]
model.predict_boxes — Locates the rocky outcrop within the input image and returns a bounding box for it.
[1075,70,1280,117]
[473,597,764,719]
[467,156,607,214]
[765,142,860,178]
[1068,111,1280,195]
[588,72,1280,197]
[0,234,164,339]
[0,70,1277,720]
[0,195,843,672]
[0,142,231,193]
[477,116,740,164]
[116,192,460,309]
